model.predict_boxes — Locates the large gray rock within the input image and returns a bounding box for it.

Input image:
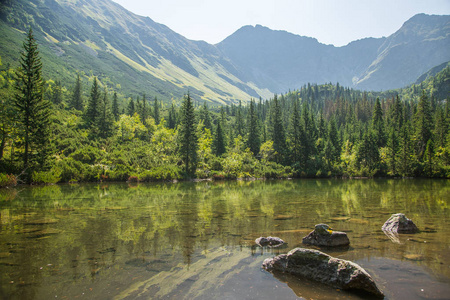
[262,248,384,298]
[382,213,419,233]
[255,236,285,247]
[302,224,350,247]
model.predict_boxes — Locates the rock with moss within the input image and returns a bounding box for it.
[382,213,419,233]
[262,248,384,298]
[302,224,350,247]
[255,236,285,247]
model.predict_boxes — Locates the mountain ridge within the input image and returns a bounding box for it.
[0,0,449,103]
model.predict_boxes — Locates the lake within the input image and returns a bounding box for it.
[0,179,449,299]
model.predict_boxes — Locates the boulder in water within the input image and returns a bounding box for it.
[382,213,419,233]
[302,224,350,247]
[262,248,384,298]
[255,236,285,247]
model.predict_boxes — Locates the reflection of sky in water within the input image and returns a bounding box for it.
[0,179,448,299]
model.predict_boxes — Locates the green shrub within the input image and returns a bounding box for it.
[138,165,181,181]
[31,168,62,184]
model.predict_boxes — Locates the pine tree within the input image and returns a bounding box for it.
[414,91,433,160]
[14,28,52,174]
[112,91,119,121]
[96,88,114,139]
[271,95,286,163]
[51,80,63,107]
[386,127,399,175]
[398,109,413,176]
[200,103,212,132]
[127,98,135,116]
[287,99,302,164]
[235,100,245,137]
[246,99,260,156]
[328,117,341,163]
[372,98,385,148]
[179,93,198,176]
[168,103,177,129]
[153,96,160,125]
[70,73,83,111]
[213,121,226,156]
[84,77,100,128]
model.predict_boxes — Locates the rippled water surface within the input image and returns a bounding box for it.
[0,179,449,299]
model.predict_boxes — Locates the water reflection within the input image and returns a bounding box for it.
[0,179,449,299]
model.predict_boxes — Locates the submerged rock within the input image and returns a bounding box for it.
[302,224,350,247]
[255,236,285,247]
[382,213,419,233]
[262,248,384,298]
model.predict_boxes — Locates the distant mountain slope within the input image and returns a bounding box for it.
[415,61,450,84]
[0,0,271,104]
[218,14,450,93]
[0,0,448,103]
[354,14,450,91]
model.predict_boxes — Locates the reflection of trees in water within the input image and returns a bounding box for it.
[0,179,449,298]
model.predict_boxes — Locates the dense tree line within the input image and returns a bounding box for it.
[0,30,449,185]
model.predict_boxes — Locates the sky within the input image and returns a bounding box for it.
[112,0,450,46]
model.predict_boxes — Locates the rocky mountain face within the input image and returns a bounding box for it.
[0,0,448,103]
[218,14,450,93]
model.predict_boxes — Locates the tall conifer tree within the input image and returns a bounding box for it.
[112,91,119,121]
[14,28,52,174]
[179,93,198,176]
[84,77,100,128]
[70,73,83,111]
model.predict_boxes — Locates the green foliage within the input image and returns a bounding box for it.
[13,28,52,178]
[178,93,198,176]
[0,173,17,187]
[31,167,61,184]
[2,24,450,183]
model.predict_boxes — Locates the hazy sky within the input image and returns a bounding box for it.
[112,0,450,46]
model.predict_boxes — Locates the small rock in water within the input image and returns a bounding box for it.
[302,224,350,247]
[382,213,419,233]
[255,236,285,247]
[262,248,384,298]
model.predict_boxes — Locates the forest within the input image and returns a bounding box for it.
[1,29,449,186]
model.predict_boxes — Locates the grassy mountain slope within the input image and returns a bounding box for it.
[0,0,448,103]
[0,0,271,104]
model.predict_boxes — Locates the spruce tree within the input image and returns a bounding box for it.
[200,103,212,132]
[154,96,160,125]
[112,91,119,121]
[246,99,261,156]
[70,73,83,111]
[14,28,52,174]
[51,80,63,107]
[168,103,177,129]
[127,98,135,116]
[288,99,302,164]
[414,91,433,159]
[213,121,226,156]
[179,93,198,176]
[328,117,341,163]
[235,100,245,137]
[84,77,100,128]
[271,95,286,161]
[96,88,114,139]
[372,98,385,148]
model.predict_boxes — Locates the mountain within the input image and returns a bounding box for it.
[218,14,450,93]
[0,0,271,104]
[0,0,449,104]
